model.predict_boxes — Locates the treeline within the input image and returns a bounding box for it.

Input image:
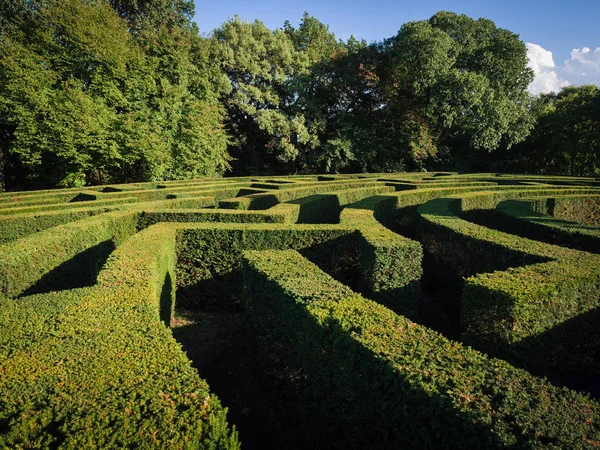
[0,1,598,190]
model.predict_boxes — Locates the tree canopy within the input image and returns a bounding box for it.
[0,0,229,189]
[505,85,600,176]
[1,5,596,190]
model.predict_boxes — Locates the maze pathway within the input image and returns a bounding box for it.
[0,173,599,448]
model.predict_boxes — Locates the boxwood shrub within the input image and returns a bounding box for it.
[417,196,600,378]
[0,223,239,448]
[243,249,600,449]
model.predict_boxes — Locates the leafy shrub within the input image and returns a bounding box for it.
[243,249,600,449]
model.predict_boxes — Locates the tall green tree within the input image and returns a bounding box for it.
[108,0,195,33]
[363,11,535,171]
[282,13,358,173]
[213,17,317,174]
[0,0,229,189]
[508,85,600,176]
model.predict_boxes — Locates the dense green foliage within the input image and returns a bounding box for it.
[243,248,600,449]
[505,85,600,176]
[0,0,229,189]
[417,193,600,377]
[1,173,600,447]
[549,195,600,226]
[0,210,138,297]
[0,223,240,448]
[465,198,600,254]
[5,1,595,188]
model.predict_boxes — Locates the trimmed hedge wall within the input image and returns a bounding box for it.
[283,185,395,224]
[0,208,111,245]
[0,196,139,216]
[242,249,600,449]
[464,198,600,254]
[417,196,600,377]
[341,202,423,318]
[458,187,600,211]
[217,179,386,210]
[137,208,292,229]
[0,197,215,246]
[548,195,600,226]
[0,223,239,448]
[175,223,356,309]
[0,211,139,297]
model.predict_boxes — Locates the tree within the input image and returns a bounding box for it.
[212,17,316,174]
[0,0,230,189]
[509,85,600,176]
[107,0,195,33]
[366,11,535,171]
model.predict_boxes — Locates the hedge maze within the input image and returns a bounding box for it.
[1,173,600,448]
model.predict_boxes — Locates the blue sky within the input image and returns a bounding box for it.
[193,0,600,94]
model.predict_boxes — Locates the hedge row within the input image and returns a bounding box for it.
[0,192,99,208]
[137,207,293,229]
[341,200,423,318]
[175,211,422,318]
[0,223,239,448]
[283,185,395,224]
[465,198,600,254]
[175,223,356,309]
[365,185,600,242]
[0,181,253,211]
[94,182,252,203]
[217,179,386,210]
[547,195,600,226]
[384,180,500,191]
[457,187,600,211]
[0,197,216,245]
[242,249,600,449]
[0,189,104,204]
[417,196,600,377]
[0,196,140,216]
[337,184,535,241]
[0,208,112,245]
[0,211,139,297]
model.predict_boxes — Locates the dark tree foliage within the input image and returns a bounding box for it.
[368,11,535,171]
[502,85,600,176]
[108,0,195,32]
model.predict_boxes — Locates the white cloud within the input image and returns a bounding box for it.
[526,43,569,95]
[526,43,556,74]
[562,47,600,86]
[526,42,600,95]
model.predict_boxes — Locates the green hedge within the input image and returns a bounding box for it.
[417,196,600,377]
[0,192,98,208]
[548,195,600,226]
[137,208,291,229]
[176,223,355,309]
[0,224,239,448]
[0,196,139,216]
[283,185,395,224]
[0,208,111,245]
[465,198,600,254]
[458,187,600,211]
[0,211,139,297]
[242,249,600,449]
[0,197,214,245]
[341,202,422,318]
[0,189,102,205]
[218,179,385,210]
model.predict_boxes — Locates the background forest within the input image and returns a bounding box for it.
[1,0,598,190]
